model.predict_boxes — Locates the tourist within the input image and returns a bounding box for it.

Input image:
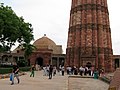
[74,66,78,75]
[61,66,65,76]
[66,66,69,75]
[79,66,84,76]
[43,65,47,76]
[84,66,88,75]
[11,62,20,85]
[71,66,75,75]
[59,65,62,75]
[88,68,91,76]
[53,65,57,76]
[68,66,72,75]
[30,65,35,77]
[35,64,40,71]
[94,68,99,79]
[100,69,105,77]
[91,66,94,76]
[46,65,49,76]
[49,65,53,79]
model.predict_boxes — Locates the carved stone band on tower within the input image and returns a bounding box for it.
[65,0,113,72]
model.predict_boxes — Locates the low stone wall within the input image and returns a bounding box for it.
[109,68,120,90]
[68,74,111,84]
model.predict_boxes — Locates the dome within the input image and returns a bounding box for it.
[33,34,56,49]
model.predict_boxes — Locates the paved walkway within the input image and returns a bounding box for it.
[0,71,109,90]
[68,77,109,90]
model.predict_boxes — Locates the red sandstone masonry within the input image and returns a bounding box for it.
[66,0,113,72]
[109,68,120,90]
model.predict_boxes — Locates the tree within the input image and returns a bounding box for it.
[22,43,36,60]
[0,3,34,53]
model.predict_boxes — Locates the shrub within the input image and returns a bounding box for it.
[0,67,30,74]
[19,67,31,72]
[0,68,12,74]
[17,59,28,67]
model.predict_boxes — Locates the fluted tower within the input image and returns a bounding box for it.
[66,0,113,72]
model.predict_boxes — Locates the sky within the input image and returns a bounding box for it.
[0,0,120,55]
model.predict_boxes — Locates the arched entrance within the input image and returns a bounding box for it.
[86,62,92,69]
[36,57,43,67]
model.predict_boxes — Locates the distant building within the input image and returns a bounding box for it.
[10,34,65,67]
[28,34,65,67]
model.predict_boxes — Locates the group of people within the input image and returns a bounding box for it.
[66,66,104,78]
[42,65,65,79]
[29,65,104,79]
[29,64,65,79]
[10,63,105,85]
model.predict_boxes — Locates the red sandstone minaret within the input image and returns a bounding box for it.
[66,0,113,72]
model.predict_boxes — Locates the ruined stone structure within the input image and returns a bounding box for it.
[66,0,113,72]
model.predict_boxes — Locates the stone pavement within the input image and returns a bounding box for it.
[109,68,120,90]
[0,71,109,90]
[68,77,109,90]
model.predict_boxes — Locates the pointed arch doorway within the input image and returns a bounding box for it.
[36,57,43,67]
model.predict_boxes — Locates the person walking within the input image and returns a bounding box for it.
[49,65,53,79]
[30,65,35,77]
[11,62,20,85]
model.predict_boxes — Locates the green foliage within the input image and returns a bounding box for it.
[22,43,36,59]
[0,68,12,74]
[17,59,28,67]
[0,45,10,52]
[0,67,31,74]
[19,67,31,72]
[0,3,34,52]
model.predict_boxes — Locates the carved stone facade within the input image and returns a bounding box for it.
[66,0,114,72]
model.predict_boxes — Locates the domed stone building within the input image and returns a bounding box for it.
[9,34,65,67]
[28,34,65,67]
